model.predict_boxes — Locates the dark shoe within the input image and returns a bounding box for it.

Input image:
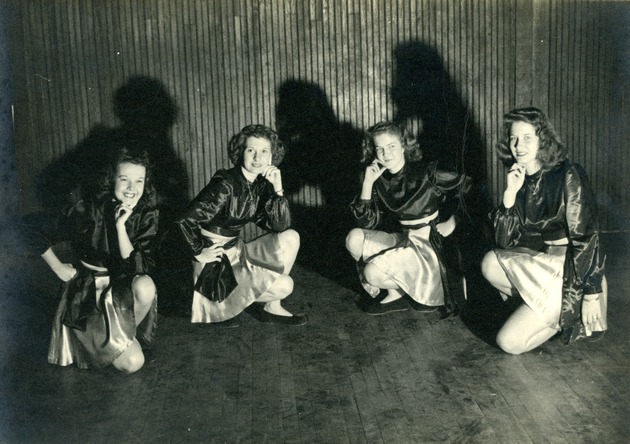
[408,300,439,313]
[212,316,241,328]
[364,297,409,315]
[258,310,308,326]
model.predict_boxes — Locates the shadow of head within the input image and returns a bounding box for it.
[114,76,177,133]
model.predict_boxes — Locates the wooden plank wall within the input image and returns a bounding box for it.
[9,0,628,231]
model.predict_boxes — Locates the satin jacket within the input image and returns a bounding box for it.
[350,160,469,229]
[176,167,291,255]
[27,198,159,277]
[25,197,159,333]
[493,160,605,341]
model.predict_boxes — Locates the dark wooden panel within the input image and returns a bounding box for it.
[9,0,627,231]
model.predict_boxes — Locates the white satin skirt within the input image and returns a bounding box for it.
[191,230,288,323]
[494,245,607,333]
[361,223,444,307]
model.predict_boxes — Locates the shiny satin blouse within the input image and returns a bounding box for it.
[177,167,291,255]
[351,160,467,229]
[493,159,602,294]
[29,198,159,277]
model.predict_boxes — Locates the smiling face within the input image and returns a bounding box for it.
[242,136,272,175]
[373,132,405,173]
[509,121,541,173]
[113,162,146,208]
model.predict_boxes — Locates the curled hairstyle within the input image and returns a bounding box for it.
[227,124,285,167]
[496,107,567,170]
[98,145,156,207]
[361,121,422,164]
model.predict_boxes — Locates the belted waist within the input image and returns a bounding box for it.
[80,261,108,275]
[200,227,238,249]
[544,237,568,246]
[399,211,439,229]
[201,226,241,237]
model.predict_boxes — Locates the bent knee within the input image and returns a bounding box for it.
[496,330,526,355]
[113,348,145,374]
[133,275,157,306]
[280,228,300,250]
[346,228,365,258]
[480,251,500,280]
[363,262,383,286]
[274,275,294,298]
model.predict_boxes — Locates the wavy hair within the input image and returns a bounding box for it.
[361,121,422,164]
[98,145,156,207]
[496,107,567,170]
[227,124,285,167]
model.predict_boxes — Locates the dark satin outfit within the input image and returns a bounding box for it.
[492,160,607,342]
[350,160,469,312]
[28,198,159,369]
[176,167,292,322]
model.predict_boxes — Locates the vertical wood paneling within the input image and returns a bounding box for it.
[10,0,628,231]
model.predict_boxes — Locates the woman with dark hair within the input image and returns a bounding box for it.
[176,124,306,326]
[26,146,159,373]
[481,107,607,354]
[345,121,470,316]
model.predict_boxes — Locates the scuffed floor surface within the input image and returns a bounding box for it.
[1,228,628,443]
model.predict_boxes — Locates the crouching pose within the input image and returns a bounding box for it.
[481,107,607,354]
[28,146,159,373]
[346,121,470,316]
[176,124,306,327]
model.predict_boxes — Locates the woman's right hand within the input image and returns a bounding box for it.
[53,263,77,282]
[503,163,526,208]
[363,160,386,186]
[360,161,386,199]
[194,244,225,264]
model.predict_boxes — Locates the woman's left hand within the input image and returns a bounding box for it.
[262,165,283,194]
[582,295,603,335]
[435,215,456,237]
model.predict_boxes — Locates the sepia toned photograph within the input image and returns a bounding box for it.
[0,0,628,442]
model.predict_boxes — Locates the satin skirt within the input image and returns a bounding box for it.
[494,246,608,332]
[191,231,287,323]
[361,225,444,306]
[48,271,157,369]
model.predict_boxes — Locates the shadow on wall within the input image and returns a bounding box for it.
[276,79,364,284]
[391,41,500,327]
[33,76,192,315]
[36,75,187,222]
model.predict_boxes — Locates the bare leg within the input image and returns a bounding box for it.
[345,228,365,261]
[481,250,514,295]
[257,229,300,317]
[109,275,157,373]
[275,229,300,273]
[363,263,404,303]
[496,303,558,354]
[132,275,157,325]
[112,339,145,373]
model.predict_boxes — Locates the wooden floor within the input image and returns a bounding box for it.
[0,229,628,443]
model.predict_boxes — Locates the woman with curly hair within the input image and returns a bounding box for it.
[345,121,470,316]
[25,145,159,373]
[481,107,607,354]
[176,124,306,326]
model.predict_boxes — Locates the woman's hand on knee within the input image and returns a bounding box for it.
[195,244,225,264]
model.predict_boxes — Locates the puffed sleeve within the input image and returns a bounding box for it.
[349,193,380,229]
[176,175,231,256]
[259,196,292,232]
[564,164,603,294]
[120,207,159,276]
[431,164,471,222]
[492,204,522,248]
